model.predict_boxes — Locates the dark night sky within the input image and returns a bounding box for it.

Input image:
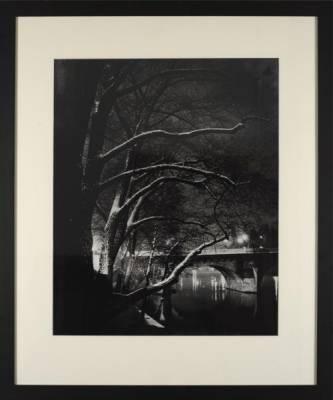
[56,58,278,185]
[55,59,278,251]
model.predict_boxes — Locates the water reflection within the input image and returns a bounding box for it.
[148,265,277,335]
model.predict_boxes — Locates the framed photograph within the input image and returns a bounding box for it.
[1,1,332,399]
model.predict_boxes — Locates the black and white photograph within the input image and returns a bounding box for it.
[54,59,278,335]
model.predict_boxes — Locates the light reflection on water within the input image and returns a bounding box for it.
[155,266,278,335]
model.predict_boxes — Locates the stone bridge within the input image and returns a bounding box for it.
[164,249,278,294]
[191,249,278,293]
[120,249,278,294]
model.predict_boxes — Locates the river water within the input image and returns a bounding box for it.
[148,265,278,335]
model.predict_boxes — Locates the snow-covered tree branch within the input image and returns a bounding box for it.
[97,124,244,162]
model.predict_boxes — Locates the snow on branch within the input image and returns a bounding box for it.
[126,190,151,228]
[99,163,238,191]
[113,234,227,302]
[97,124,244,163]
[147,235,226,291]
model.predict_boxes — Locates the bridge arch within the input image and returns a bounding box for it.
[207,264,241,288]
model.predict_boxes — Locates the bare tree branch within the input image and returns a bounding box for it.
[144,232,157,286]
[119,176,208,214]
[141,79,173,131]
[114,101,133,138]
[113,235,227,302]
[150,108,197,129]
[97,123,244,163]
[126,190,151,228]
[99,163,237,191]
[127,216,211,237]
[109,68,227,100]
[213,190,231,239]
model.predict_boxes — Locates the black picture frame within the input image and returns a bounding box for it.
[0,1,332,399]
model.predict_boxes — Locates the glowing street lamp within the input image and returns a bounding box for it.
[236,233,249,247]
[236,236,244,245]
[241,233,249,242]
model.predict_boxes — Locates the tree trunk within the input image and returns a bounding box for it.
[105,211,131,285]
[104,150,136,285]
[123,233,137,290]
